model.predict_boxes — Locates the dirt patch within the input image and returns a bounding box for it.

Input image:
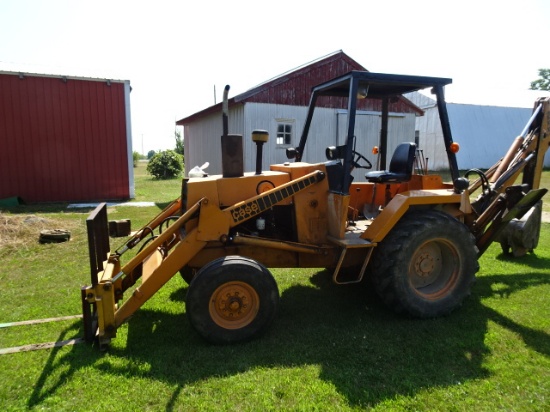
[543,211,550,223]
[0,213,74,253]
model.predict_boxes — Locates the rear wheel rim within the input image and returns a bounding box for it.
[209,281,260,329]
[408,238,460,299]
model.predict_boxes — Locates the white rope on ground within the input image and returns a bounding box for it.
[0,338,85,355]
[0,315,82,328]
[0,314,86,355]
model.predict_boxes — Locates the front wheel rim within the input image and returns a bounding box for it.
[209,281,260,329]
[408,238,460,299]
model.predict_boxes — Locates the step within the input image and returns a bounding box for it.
[327,234,375,248]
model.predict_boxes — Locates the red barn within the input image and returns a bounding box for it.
[0,70,133,203]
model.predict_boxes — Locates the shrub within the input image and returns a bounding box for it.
[133,151,141,167]
[146,149,184,179]
[147,149,157,160]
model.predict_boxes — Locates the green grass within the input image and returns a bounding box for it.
[131,160,184,206]
[0,164,549,411]
[540,168,550,213]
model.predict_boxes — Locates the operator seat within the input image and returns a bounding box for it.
[365,142,416,205]
[365,142,416,183]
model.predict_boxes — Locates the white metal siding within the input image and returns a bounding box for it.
[183,105,244,176]
[414,106,450,170]
[406,92,550,170]
[243,103,309,169]
[447,104,536,169]
[124,81,135,198]
[185,102,418,179]
[337,111,416,182]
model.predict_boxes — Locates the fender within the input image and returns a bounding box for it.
[361,190,464,243]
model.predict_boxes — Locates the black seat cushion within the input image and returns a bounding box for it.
[365,142,416,183]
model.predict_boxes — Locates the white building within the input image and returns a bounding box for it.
[405,91,550,170]
[177,51,422,182]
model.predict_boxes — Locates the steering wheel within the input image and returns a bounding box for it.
[352,150,372,169]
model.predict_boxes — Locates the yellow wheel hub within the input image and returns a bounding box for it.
[408,238,459,299]
[209,281,260,329]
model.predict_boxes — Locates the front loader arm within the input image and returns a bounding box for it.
[113,226,208,328]
[82,200,206,346]
[82,169,326,348]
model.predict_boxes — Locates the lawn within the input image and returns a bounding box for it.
[0,164,549,411]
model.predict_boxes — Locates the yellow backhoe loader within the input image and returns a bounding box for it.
[81,71,549,348]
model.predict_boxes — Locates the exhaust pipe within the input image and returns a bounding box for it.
[220,85,244,178]
[222,85,229,137]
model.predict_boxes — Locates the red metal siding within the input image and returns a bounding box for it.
[179,51,421,126]
[241,53,362,106]
[0,73,130,203]
[242,53,419,114]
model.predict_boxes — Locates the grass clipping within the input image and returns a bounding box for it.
[0,213,72,255]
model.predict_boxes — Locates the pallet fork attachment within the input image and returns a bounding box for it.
[81,203,109,343]
[81,199,203,347]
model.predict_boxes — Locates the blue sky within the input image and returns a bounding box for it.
[1,0,549,154]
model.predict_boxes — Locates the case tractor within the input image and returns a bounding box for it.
[82,71,549,347]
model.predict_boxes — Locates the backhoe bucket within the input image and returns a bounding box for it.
[497,200,543,257]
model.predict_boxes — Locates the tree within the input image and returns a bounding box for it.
[174,129,184,159]
[132,151,141,167]
[530,68,550,91]
[146,149,184,179]
[147,149,157,160]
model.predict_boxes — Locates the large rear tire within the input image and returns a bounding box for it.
[370,210,479,318]
[186,256,279,344]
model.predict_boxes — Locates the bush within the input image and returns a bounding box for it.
[146,149,184,179]
[133,151,141,167]
[147,150,157,160]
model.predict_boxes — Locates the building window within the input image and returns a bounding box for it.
[276,122,293,146]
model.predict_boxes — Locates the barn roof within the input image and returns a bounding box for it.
[0,62,129,84]
[176,50,422,125]
[233,50,365,104]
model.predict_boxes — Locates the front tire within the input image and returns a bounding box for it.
[370,210,479,318]
[186,256,279,344]
[179,265,196,284]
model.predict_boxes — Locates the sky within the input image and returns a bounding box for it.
[1,0,549,155]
